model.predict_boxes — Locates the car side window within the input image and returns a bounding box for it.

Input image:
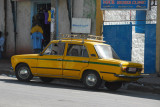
[43,42,65,56]
[67,44,89,57]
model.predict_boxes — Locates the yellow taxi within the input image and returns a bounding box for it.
[11,36,142,90]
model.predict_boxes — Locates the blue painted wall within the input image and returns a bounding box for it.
[144,24,156,74]
[103,24,132,61]
[135,10,146,33]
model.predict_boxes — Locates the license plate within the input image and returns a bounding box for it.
[128,68,137,72]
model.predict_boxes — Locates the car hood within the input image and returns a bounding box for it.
[12,54,39,59]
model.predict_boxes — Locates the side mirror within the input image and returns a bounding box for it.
[39,52,43,56]
[91,54,96,57]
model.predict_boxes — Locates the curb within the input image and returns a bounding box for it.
[127,83,160,94]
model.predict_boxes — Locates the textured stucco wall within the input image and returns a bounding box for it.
[83,0,96,35]
[58,0,71,34]
[0,0,4,32]
[73,0,84,18]
[132,27,145,64]
[16,1,32,54]
[0,0,15,57]
[72,0,96,35]
[51,0,97,36]
[6,0,15,57]
[0,0,32,56]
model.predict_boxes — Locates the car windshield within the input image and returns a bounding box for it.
[94,45,120,59]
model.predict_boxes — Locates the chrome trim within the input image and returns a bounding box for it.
[114,74,143,78]
[33,73,79,78]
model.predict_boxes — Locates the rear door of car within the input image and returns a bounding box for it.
[63,43,90,79]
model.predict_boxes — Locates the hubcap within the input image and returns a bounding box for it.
[18,67,30,79]
[86,74,97,87]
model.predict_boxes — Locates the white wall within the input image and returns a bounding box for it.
[16,1,32,54]
[0,0,4,33]
[0,0,32,57]
[0,0,15,57]
[6,0,15,57]
[73,0,84,18]
[58,0,71,34]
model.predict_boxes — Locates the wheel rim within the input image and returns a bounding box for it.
[18,67,30,79]
[86,74,97,87]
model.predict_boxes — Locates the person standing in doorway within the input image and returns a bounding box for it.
[0,31,5,59]
[31,31,44,53]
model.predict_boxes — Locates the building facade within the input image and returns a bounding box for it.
[0,0,103,57]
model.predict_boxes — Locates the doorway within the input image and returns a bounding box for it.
[31,1,51,48]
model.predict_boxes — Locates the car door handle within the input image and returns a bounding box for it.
[57,58,63,61]
[82,60,88,63]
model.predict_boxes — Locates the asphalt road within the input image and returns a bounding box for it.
[0,76,160,107]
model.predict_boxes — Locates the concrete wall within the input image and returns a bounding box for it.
[72,0,96,35]
[58,0,71,34]
[6,0,15,57]
[83,0,96,35]
[0,0,32,57]
[73,0,84,18]
[16,1,32,54]
[0,0,15,57]
[51,0,97,36]
[0,0,4,33]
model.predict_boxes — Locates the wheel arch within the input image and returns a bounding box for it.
[81,69,101,80]
[15,62,30,71]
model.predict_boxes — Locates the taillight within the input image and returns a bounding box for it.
[122,67,127,71]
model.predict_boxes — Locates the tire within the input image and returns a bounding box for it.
[83,71,102,89]
[105,82,122,91]
[40,77,53,83]
[15,64,33,82]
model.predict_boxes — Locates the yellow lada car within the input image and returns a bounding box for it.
[11,39,142,90]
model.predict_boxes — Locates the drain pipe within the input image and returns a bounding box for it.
[4,0,7,57]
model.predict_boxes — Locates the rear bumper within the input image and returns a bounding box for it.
[114,74,143,79]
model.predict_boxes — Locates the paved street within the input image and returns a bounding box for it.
[0,76,160,107]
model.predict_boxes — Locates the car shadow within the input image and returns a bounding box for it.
[0,77,160,101]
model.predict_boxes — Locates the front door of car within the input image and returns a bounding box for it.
[36,42,65,77]
[63,44,89,79]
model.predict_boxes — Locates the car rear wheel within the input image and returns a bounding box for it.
[15,64,33,82]
[105,82,122,91]
[83,71,101,89]
[40,77,54,83]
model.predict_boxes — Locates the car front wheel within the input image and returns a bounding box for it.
[15,64,33,82]
[83,71,102,89]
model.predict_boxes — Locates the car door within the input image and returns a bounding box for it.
[63,43,90,79]
[36,42,65,77]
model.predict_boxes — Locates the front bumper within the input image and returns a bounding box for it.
[114,74,143,79]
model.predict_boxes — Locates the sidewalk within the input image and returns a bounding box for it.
[0,59,14,76]
[0,59,160,94]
